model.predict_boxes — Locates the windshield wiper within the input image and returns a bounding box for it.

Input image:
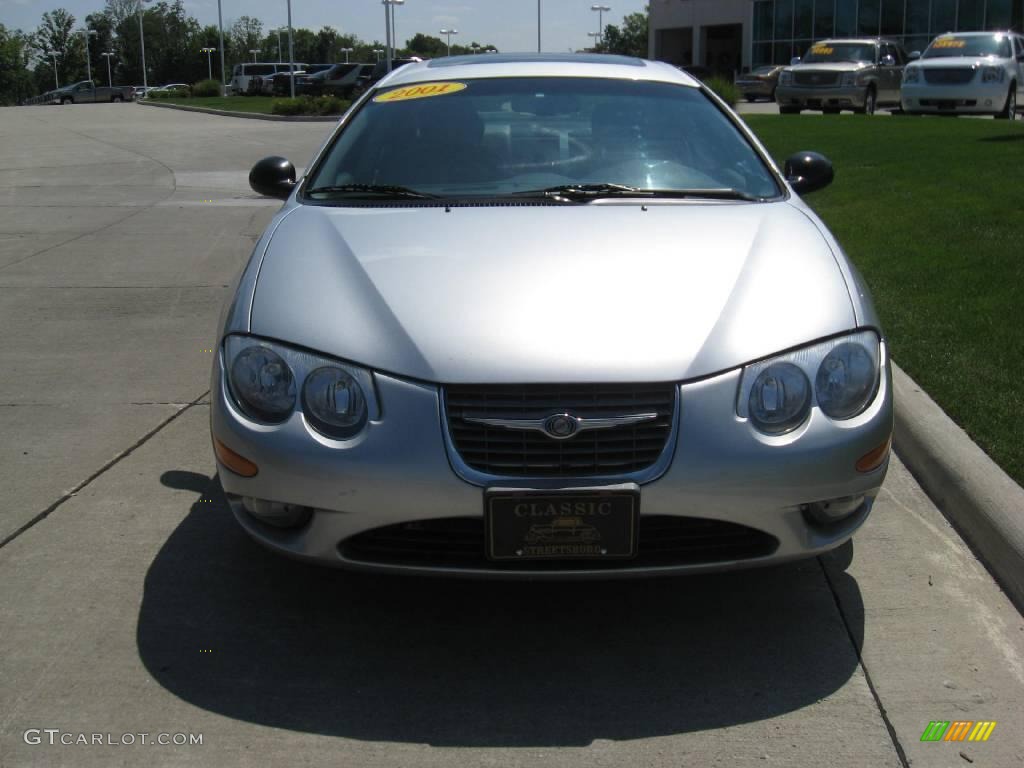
[305,183,438,200]
[515,183,760,202]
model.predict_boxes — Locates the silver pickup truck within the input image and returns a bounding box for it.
[50,80,136,105]
[775,38,908,115]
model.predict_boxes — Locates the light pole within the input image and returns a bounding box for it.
[471,43,479,54]
[537,0,541,52]
[373,48,383,61]
[587,31,600,51]
[45,51,59,89]
[201,47,215,80]
[137,0,149,91]
[249,49,258,63]
[591,5,610,46]
[216,0,226,94]
[383,0,405,73]
[101,51,114,87]
[286,0,296,97]
[340,47,353,63]
[81,29,97,83]
[439,29,458,56]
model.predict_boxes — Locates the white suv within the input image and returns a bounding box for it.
[901,31,1023,118]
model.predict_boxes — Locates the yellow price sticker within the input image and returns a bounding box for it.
[932,38,966,49]
[811,45,834,55]
[374,82,468,103]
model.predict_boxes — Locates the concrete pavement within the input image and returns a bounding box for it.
[0,103,1021,768]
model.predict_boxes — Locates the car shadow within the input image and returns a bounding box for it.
[979,132,1024,142]
[138,470,865,747]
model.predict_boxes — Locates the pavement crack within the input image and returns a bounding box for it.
[817,556,911,768]
[0,390,209,552]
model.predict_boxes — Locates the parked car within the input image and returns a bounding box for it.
[270,64,332,96]
[229,63,307,95]
[901,31,1024,118]
[134,85,150,98]
[776,38,908,114]
[52,80,135,104]
[216,54,893,577]
[297,63,373,97]
[736,65,783,102]
[349,57,423,99]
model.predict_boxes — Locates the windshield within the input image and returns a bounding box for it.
[305,77,780,202]
[802,42,876,63]
[923,34,1012,59]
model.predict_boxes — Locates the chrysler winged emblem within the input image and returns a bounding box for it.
[464,411,658,440]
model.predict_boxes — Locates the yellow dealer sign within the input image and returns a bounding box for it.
[374,82,468,103]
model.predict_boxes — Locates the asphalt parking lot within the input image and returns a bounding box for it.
[1,103,1022,768]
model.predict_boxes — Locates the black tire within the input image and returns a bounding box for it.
[862,86,877,115]
[745,95,756,102]
[999,84,1016,120]
[779,106,800,115]
[61,97,72,105]
[112,95,122,103]
[769,87,777,102]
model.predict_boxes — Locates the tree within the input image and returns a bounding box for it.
[230,15,263,60]
[597,7,648,58]
[84,12,114,85]
[0,24,36,104]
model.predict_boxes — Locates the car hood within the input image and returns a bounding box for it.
[912,56,1000,69]
[250,201,856,384]
[789,61,873,72]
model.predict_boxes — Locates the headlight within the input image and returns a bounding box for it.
[227,344,296,423]
[302,367,368,439]
[841,72,857,86]
[779,71,793,86]
[981,67,1004,83]
[815,342,877,419]
[747,363,811,435]
[224,335,377,438]
[902,67,920,83]
[738,330,881,435]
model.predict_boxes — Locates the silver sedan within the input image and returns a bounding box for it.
[211,53,893,578]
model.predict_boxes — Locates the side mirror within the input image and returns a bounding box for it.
[784,151,834,195]
[881,54,896,67]
[249,156,296,200]
[908,50,921,61]
[790,56,802,66]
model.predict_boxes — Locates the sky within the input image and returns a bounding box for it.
[0,0,649,53]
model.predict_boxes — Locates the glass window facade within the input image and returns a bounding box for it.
[751,0,1024,65]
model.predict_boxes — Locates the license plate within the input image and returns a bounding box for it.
[485,490,638,561]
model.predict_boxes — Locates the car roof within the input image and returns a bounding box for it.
[932,30,1015,37]
[814,38,895,45]
[379,53,701,89]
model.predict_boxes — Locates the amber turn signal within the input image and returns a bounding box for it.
[856,436,891,473]
[213,437,259,477]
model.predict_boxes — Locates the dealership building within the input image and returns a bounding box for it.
[649,0,1024,74]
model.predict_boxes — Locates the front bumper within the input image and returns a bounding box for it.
[901,81,1008,114]
[775,85,866,110]
[210,346,893,579]
[736,81,775,99]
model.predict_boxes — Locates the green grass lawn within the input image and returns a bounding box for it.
[746,114,1024,485]
[149,96,278,113]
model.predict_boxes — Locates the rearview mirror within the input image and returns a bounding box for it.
[784,151,834,195]
[249,156,296,200]
[881,54,896,67]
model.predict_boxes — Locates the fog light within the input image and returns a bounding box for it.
[804,495,864,525]
[242,496,312,528]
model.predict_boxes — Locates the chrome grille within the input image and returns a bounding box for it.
[445,383,675,477]
[794,71,840,87]
[923,68,976,85]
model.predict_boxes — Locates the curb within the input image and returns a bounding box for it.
[893,363,1024,612]
[137,99,339,122]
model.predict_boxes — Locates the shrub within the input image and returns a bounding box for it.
[705,77,740,107]
[271,95,349,116]
[192,79,221,97]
